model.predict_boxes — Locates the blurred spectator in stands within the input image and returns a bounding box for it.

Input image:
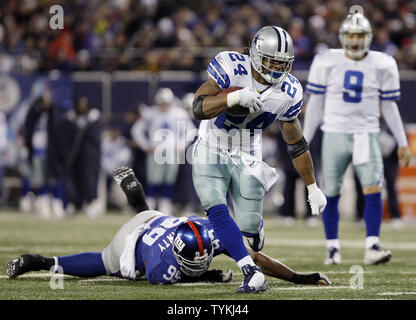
[371,28,398,57]
[0,0,415,72]
[61,97,102,219]
[20,91,66,219]
[0,49,15,73]
[74,50,93,71]
[130,88,194,215]
[289,17,313,70]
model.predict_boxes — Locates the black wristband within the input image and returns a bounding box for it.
[287,137,309,159]
[192,95,209,120]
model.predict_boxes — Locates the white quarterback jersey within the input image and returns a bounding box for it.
[199,51,303,151]
[306,49,401,133]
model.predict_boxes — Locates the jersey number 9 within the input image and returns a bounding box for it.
[343,71,363,103]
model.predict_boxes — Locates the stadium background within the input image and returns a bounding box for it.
[0,0,416,221]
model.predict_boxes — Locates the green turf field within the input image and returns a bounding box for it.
[1,210,415,300]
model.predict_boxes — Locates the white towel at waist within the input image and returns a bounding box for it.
[352,133,370,165]
[239,152,279,192]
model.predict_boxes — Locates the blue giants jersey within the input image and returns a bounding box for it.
[135,215,226,284]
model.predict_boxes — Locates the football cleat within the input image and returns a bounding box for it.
[364,244,392,265]
[246,227,265,252]
[112,166,135,186]
[113,166,149,212]
[324,247,341,265]
[7,254,44,279]
[237,265,268,293]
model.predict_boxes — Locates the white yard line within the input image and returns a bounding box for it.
[0,273,71,279]
[377,292,416,296]
[269,286,351,291]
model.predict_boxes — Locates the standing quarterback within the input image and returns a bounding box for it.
[303,12,411,265]
[191,26,327,293]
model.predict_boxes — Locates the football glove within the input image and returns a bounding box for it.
[180,269,233,283]
[292,272,332,285]
[307,183,327,216]
[226,87,263,113]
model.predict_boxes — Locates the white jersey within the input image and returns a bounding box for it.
[306,49,400,133]
[131,104,195,152]
[199,51,303,150]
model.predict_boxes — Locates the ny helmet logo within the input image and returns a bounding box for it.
[174,235,185,252]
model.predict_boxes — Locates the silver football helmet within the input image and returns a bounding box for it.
[249,26,295,84]
[339,13,372,59]
[155,87,174,105]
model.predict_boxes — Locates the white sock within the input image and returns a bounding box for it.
[236,255,256,269]
[326,239,340,250]
[366,236,379,249]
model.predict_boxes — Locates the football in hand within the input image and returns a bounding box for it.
[217,86,249,116]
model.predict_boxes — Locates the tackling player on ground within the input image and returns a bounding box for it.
[303,11,411,265]
[7,166,331,289]
[191,26,327,293]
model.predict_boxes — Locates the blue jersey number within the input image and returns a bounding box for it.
[281,74,299,98]
[228,53,248,76]
[343,71,363,103]
[214,112,277,133]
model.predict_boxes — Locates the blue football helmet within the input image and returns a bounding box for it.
[172,221,214,277]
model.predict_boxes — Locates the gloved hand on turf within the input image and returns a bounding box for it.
[307,183,327,216]
[226,87,263,113]
[292,272,332,285]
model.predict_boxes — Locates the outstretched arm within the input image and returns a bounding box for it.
[247,247,330,285]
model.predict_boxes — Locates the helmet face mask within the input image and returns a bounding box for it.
[172,221,214,277]
[339,13,373,59]
[249,26,295,85]
[260,56,293,83]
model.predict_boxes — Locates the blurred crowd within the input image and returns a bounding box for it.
[0,0,415,74]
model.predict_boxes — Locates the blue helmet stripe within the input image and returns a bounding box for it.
[282,30,289,53]
[272,26,282,52]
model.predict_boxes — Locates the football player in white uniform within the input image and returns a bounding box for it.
[303,12,411,265]
[191,26,327,293]
[131,88,195,216]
